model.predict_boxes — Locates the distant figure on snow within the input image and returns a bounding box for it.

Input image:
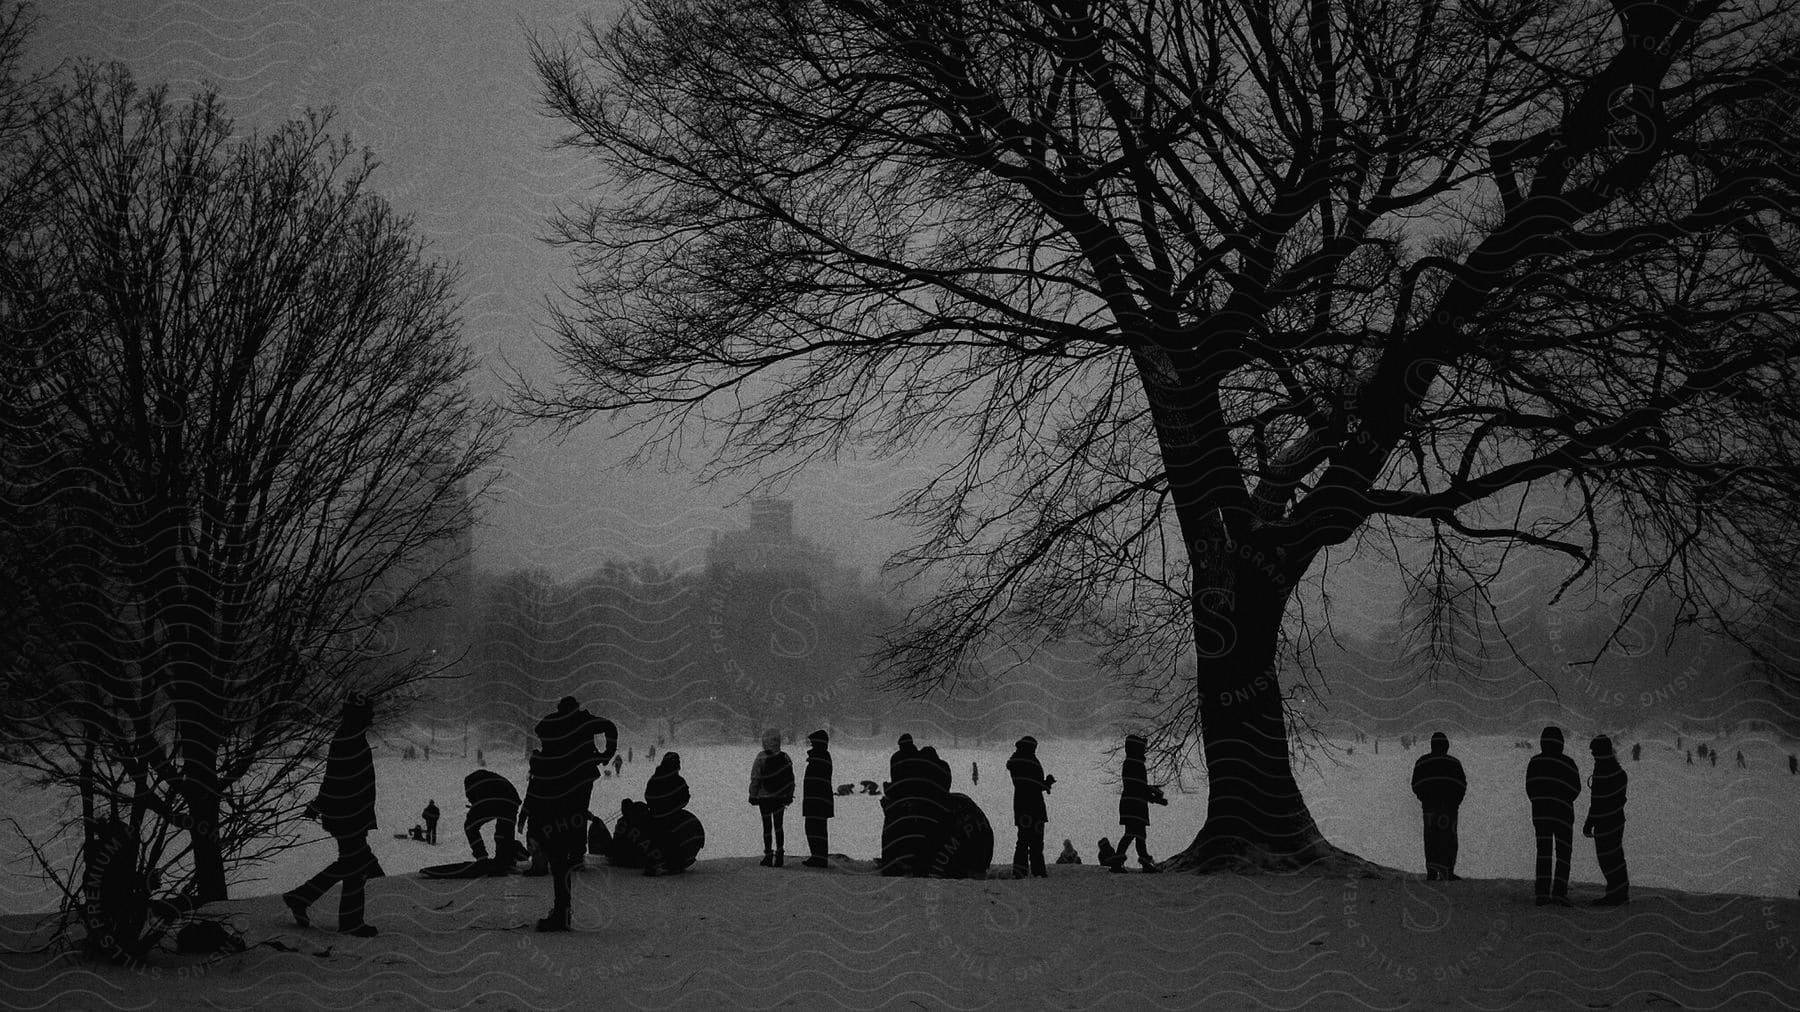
[1411,731,1467,881]
[1686,750,1693,765]
[1526,725,1581,907]
[1006,736,1054,878]
[421,800,440,845]
[1630,742,1641,762]
[1583,735,1629,906]
[614,754,624,777]
[802,730,834,868]
[972,761,980,786]
[1711,750,1718,767]
[525,697,617,931]
[860,780,881,795]
[1736,750,1746,770]
[748,729,795,867]
[1055,839,1081,865]
[1106,734,1167,873]
[462,769,521,871]
[1789,753,1797,775]
[284,694,382,937]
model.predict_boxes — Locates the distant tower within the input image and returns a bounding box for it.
[749,498,795,540]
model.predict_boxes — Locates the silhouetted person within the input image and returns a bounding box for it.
[285,694,381,936]
[883,734,930,874]
[1526,725,1581,906]
[748,729,794,866]
[525,696,617,932]
[1711,750,1717,767]
[1006,736,1054,878]
[972,761,979,786]
[1056,839,1081,865]
[1411,731,1467,881]
[1584,735,1629,906]
[1108,734,1167,873]
[421,800,439,845]
[462,769,521,870]
[1790,753,1797,775]
[1736,750,1746,769]
[1630,742,1641,762]
[614,754,624,777]
[914,746,953,876]
[642,751,691,875]
[1686,750,1693,765]
[801,730,834,868]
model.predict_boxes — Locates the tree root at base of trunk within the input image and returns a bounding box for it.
[1162,831,1398,878]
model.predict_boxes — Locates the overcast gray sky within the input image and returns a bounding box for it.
[28,0,946,583]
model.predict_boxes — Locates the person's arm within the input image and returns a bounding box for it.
[749,754,765,803]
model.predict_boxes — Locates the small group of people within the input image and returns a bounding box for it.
[744,728,836,868]
[1411,726,1629,906]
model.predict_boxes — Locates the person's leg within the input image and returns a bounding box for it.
[336,833,375,933]
[1028,821,1046,877]
[1533,820,1552,902]
[1551,824,1572,899]
[773,808,785,866]
[496,816,517,865]
[760,807,774,865]
[541,811,579,931]
[1422,810,1440,879]
[1444,810,1460,879]
[466,815,490,861]
[1596,826,1628,901]
[804,816,827,865]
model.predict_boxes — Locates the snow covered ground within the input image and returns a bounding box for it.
[3,732,1797,918]
[2,732,1798,1009]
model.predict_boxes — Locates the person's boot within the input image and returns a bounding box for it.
[1592,891,1629,906]
[760,851,773,867]
[774,850,784,868]
[802,856,828,868]
[536,907,571,932]
[342,923,379,938]
[1139,859,1162,873]
[282,892,310,929]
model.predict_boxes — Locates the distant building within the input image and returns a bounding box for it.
[706,498,857,592]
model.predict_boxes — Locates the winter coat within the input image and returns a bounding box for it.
[889,740,923,802]
[748,749,795,806]
[1119,756,1154,827]
[462,770,520,824]
[1006,751,1049,827]
[802,746,834,819]
[1586,758,1628,830]
[1411,749,1467,811]
[645,766,691,821]
[1526,738,1582,824]
[316,722,377,837]
[529,707,617,811]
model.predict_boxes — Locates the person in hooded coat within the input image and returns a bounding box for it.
[1525,725,1582,906]
[1006,736,1054,878]
[1584,734,1629,906]
[284,695,381,936]
[913,746,954,876]
[748,729,795,866]
[1107,734,1166,873]
[1411,731,1468,881]
[883,734,929,874]
[801,730,834,868]
[525,696,617,931]
[641,751,693,874]
[461,769,521,870]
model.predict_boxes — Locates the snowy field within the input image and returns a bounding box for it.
[3,732,1796,918]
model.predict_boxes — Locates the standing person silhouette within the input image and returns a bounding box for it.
[801,730,834,868]
[421,799,439,845]
[748,729,795,867]
[525,697,617,932]
[1006,736,1055,878]
[1526,725,1581,907]
[1584,735,1630,906]
[1106,734,1166,873]
[284,694,382,936]
[1411,732,1467,881]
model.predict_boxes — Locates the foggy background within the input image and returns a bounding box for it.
[28,0,1799,753]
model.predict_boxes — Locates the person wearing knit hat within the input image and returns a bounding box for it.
[1411,732,1467,881]
[1106,734,1166,873]
[801,730,834,868]
[1006,735,1055,878]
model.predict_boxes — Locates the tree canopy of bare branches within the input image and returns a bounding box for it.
[0,57,504,951]
[526,0,1800,870]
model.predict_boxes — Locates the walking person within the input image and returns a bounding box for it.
[284,694,382,937]
[1411,731,1467,881]
[1526,725,1582,907]
[1006,736,1055,878]
[1106,734,1167,873]
[801,730,834,868]
[1584,735,1630,906]
[524,696,617,932]
[421,799,440,845]
[748,729,795,867]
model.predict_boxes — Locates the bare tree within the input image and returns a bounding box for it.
[524,0,1800,870]
[0,61,504,953]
